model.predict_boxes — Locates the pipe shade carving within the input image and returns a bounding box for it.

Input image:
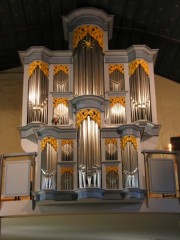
[73,25,103,49]
[76,109,101,128]
[29,61,49,78]
[41,137,58,152]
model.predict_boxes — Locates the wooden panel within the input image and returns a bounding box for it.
[148,158,176,194]
[3,160,31,197]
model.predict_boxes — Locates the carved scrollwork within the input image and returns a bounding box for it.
[54,65,69,75]
[110,97,125,107]
[109,64,124,75]
[129,59,149,76]
[61,140,73,146]
[120,136,137,150]
[41,137,58,152]
[53,98,68,108]
[76,109,101,128]
[29,61,49,77]
[106,166,119,174]
[61,168,73,175]
[105,138,117,145]
[73,25,103,49]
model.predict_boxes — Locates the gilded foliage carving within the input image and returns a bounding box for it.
[61,140,73,146]
[129,59,149,76]
[54,65,69,75]
[29,61,49,77]
[73,25,103,49]
[120,136,137,150]
[110,97,125,107]
[76,109,101,128]
[105,139,117,145]
[106,166,119,174]
[53,98,68,108]
[61,168,73,175]
[41,137,58,152]
[109,64,124,75]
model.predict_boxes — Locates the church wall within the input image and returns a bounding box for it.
[155,74,180,150]
[0,68,23,153]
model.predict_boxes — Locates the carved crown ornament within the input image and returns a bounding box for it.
[109,64,124,75]
[29,61,49,78]
[120,136,137,150]
[76,109,101,128]
[41,137,58,152]
[129,59,149,77]
[110,97,126,108]
[54,65,69,75]
[73,25,103,49]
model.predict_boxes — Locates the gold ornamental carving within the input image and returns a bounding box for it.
[109,64,124,75]
[53,98,68,108]
[76,109,101,128]
[41,137,58,152]
[120,136,137,150]
[73,25,103,49]
[81,37,95,49]
[110,97,125,107]
[105,139,117,145]
[61,168,73,175]
[61,140,73,147]
[106,166,119,174]
[29,61,49,78]
[54,65,69,75]
[129,59,149,76]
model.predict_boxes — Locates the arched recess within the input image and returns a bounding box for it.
[61,168,73,190]
[52,98,69,125]
[109,97,126,124]
[53,65,69,92]
[73,25,104,96]
[106,166,119,189]
[109,64,125,91]
[77,109,101,188]
[105,139,118,161]
[40,137,58,190]
[129,60,152,122]
[61,140,73,161]
[121,136,139,188]
[27,61,49,124]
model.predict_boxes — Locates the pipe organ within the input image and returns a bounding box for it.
[18,8,160,201]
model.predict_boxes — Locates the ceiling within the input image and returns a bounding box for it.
[0,0,180,84]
